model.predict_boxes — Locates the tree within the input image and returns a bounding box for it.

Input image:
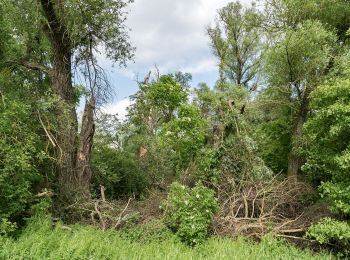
[208,1,262,89]
[3,0,134,201]
[160,105,208,172]
[264,16,337,178]
[128,74,188,135]
[303,79,350,215]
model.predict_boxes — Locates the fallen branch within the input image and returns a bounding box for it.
[114,197,132,229]
[94,201,106,231]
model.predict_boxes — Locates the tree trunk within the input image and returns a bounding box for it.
[53,56,80,200]
[40,0,93,202]
[76,96,95,197]
[287,94,309,180]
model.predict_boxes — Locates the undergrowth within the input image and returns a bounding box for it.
[0,216,333,260]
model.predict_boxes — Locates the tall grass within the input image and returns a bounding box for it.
[0,217,333,260]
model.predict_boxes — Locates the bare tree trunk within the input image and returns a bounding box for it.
[287,95,309,180]
[76,96,95,197]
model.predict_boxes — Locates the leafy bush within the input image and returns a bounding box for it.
[254,116,292,174]
[321,182,350,215]
[0,97,44,225]
[161,182,218,246]
[0,218,16,236]
[303,79,350,215]
[307,218,350,255]
[91,147,149,199]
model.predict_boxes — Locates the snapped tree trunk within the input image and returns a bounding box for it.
[76,96,95,196]
[287,94,309,180]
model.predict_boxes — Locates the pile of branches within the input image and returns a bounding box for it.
[212,177,317,240]
[66,187,166,230]
[66,186,139,230]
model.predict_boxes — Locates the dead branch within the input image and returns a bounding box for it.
[213,177,315,239]
[100,185,106,202]
[94,201,106,231]
[20,60,52,75]
[114,197,132,229]
[37,111,56,148]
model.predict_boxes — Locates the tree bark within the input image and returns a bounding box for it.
[287,93,310,180]
[40,0,93,201]
[76,96,95,196]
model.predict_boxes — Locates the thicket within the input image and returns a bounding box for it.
[1,0,350,257]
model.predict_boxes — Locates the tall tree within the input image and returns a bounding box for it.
[264,0,339,179]
[208,1,262,89]
[3,0,134,201]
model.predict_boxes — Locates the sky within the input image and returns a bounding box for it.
[101,0,252,119]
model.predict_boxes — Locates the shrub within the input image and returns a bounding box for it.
[307,218,350,255]
[91,147,149,199]
[0,218,17,236]
[303,79,350,215]
[321,182,350,215]
[0,98,44,225]
[161,182,218,246]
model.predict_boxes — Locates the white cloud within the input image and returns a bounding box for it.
[98,0,253,111]
[123,0,252,75]
[179,58,218,75]
[102,98,133,121]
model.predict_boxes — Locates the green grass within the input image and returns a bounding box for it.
[0,217,333,260]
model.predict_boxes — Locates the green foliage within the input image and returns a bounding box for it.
[220,134,273,181]
[307,218,350,255]
[0,97,44,222]
[0,216,332,259]
[92,111,149,199]
[162,182,218,246]
[193,83,216,119]
[193,148,221,184]
[161,105,208,171]
[147,75,187,113]
[128,74,188,135]
[63,0,135,64]
[30,195,53,218]
[321,183,350,215]
[266,0,350,41]
[208,1,262,88]
[0,218,17,236]
[135,135,177,185]
[303,79,350,215]
[251,83,293,174]
[5,0,134,66]
[91,147,149,199]
[265,20,336,88]
[255,119,292,173]
[120,219,173,243]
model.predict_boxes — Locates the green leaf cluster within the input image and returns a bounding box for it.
[162,182,218,246]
